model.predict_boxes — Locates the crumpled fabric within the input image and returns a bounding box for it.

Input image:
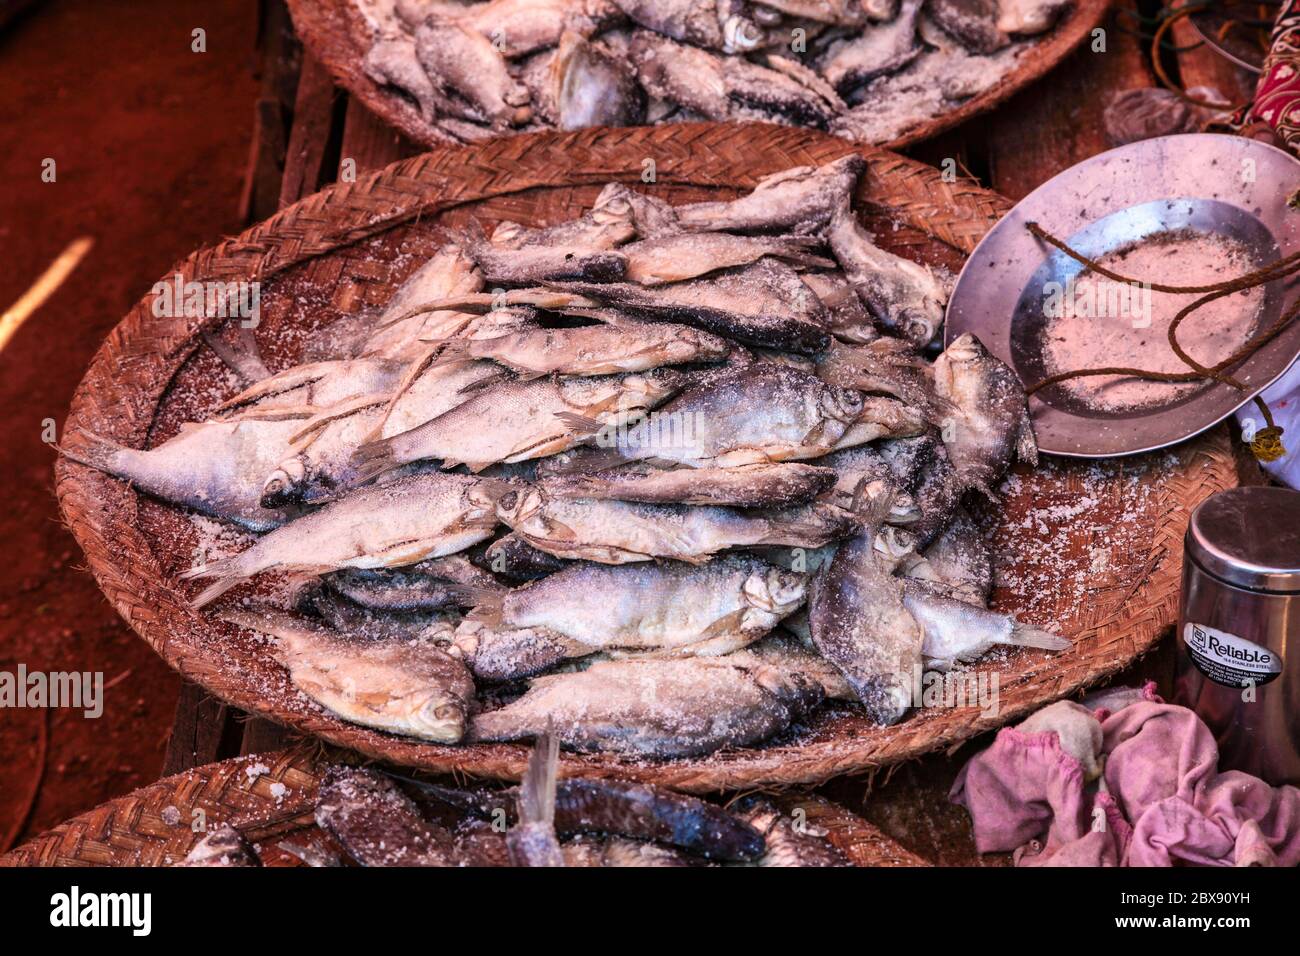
[951,683,1300,866]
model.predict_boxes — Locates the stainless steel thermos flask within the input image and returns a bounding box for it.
[1175,486,1299,785]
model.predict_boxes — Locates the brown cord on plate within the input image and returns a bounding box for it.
[1024,221,1295,460]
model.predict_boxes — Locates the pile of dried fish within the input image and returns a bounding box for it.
[354,0,1075,145]
[66,155,1068,760]
[183,736,851,867]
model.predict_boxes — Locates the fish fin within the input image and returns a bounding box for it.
[185,565,247,609]
[288,397,386,447]
[518,729,559,827]
[201,324,271,385]
[422,337,472,364]
[55,428,128,474]
[350,438,402,486]
[458,369,511,394]
[464,597,504,626]
[541,445,629,475]
[1016,416,1039,466]
[552,411,607,439]
[215,364,324,412]
[1001,622,1071,653]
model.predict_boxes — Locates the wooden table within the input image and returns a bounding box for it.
[159,0,1264,864]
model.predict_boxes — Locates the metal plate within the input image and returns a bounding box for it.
[945,133,1300,457]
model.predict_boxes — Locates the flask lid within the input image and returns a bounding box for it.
[1187,486,1300,592]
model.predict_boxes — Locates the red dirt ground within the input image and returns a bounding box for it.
[0,0,258,848]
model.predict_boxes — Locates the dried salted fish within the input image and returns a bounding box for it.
[831,394,927,449]
[495,485,856,564]
[544,461,837,508]
[928,0,1010,54]
[630,32,842,127]
[402,0,622,57]
[614,0,775,52]
[901,581,1070,670]
[362,242,484,362]
[214,358,405,417]
[556,364,862,470]
[753,0,866,25]
[931,332,1037,495]
[453,618,580,681]
[673,154,864,234]
[507,732,566,867]
[224,608,474,742]
[902,438,964,546]
[553,30,646,129]
[807,495,922,723]
[827,196,949,347]
[304,586,459,642]
[490,181,636,251]
[621,232,834,285]
[997,0,1072,35]
[325,554,503,612]
[549,258,833,353]
[180,825,260,867]
[430,320,731,377]
[815,338,946,420]
[59,416,305,531]
[818,0,924,93]
[734,798,850,866]
[816,445,920,524]
[480,532,570,580]
[467,555,807,663]
[354,367,687,476]
[801,270,878,343]
[182,472,502,607]
[408,775,765,861]
[363,34,445,123]
[465,234,628,284]
[903,507,991,605]
[315,767,456,866]
[414,21,532,129]
[470,654,825,757]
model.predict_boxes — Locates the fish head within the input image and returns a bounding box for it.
[744,567,809,617]
[402,686,468,743]
[495,486,545,527]
[466,478,517,522]
[261,456,307,508]
[820,386,865,425]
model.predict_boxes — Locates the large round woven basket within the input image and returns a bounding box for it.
[0,748,928,867]
[55,123,1237,793]
[286,0,1112,151]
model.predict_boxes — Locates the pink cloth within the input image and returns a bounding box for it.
[951,685,1300,866]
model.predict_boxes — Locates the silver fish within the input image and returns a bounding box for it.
[816,445,920,524]
[551,257,833,354]
[363,34,446,124]
[827,195,949,347]
[815,338,944,418]
[801,270,878,343]
[751,0,867,24]
[544,462,838,508]
[903,507,992,606]
[223,609,473,742]
[213,358,405,417]
[182,472,502,607]
[403,0,622,57]
[470,654,825,757]
[315,767,456,866]
[489,182,636,251]
[363,242,484,362]
[560,364,863,469]
[818,0,924,93]
[904,438,965,546]
[621,232,834,285]
[495,486,856,563]
[831,395,927,450]
[674,155,864,234]
[59,415,305,531]
[469,555,807,661]
[465,235,627,284]
[480,532,570,580]
[453,617,582,682]
[613,0,771,52]
[354,368,686,476]
[430,320,731,378]
[900,581,1070,670]
[931,333,1037,495]
[180,825,260,867]
[414,21,532,129]
[807,495,922,723]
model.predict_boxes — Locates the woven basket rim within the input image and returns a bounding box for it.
[285,0,1114,152]
[54,123,1236,793]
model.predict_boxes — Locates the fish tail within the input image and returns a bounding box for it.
[759,503,859,547]
[552,411,606,439]
[518,728,559,827]
[424,337,472,365]
[1003,621,1071,653]
[55,428,129,475]
[188,572,246,609]
[463,593,505,625]
[201,323,271,385]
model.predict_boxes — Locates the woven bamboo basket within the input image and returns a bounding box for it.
[286,0,1112,151]
[55,123,1237,793]
[0,748,928,867]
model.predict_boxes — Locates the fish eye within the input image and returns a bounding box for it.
[498,491,518,511]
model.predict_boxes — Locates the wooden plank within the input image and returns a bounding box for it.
[162,683,241,775]
[338,96,422,179]
[239,0,301,223]
[1171,18,1257,106]
[985,4,1155,199]
[279,52,341,208]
